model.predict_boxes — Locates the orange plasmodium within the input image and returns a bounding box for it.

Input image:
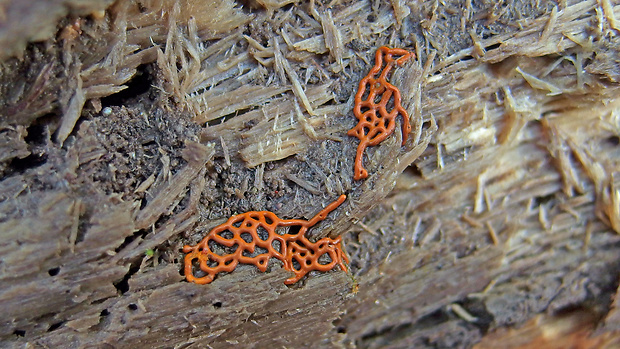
[348,46,414,180]
[183,195,349,285]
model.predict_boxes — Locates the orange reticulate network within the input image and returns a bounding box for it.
[348,46,415,180]
[183,195,349,285]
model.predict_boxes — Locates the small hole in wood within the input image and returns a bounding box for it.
[13,330,26,337]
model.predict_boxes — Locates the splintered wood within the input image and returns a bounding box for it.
[134,141,214,230]
[3,0,620,348]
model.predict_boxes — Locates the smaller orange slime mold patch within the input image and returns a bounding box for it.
[183,195,348,285]
[348,46,414,180]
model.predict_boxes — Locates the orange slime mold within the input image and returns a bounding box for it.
[348,46,414,180]
[183,195,348,285]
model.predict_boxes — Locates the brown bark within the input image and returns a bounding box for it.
[1,0,620,348]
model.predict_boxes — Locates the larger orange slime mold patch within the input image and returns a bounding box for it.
[348,46,414,180]
[183,195,348,285]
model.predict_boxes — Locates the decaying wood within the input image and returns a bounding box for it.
[1,0,620,348]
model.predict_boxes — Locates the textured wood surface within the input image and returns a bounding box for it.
[1,0,620,348]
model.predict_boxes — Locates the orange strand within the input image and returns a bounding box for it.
[348,46,414,180]
[183,195,348,285]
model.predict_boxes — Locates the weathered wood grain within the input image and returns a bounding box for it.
[1,0,620,348]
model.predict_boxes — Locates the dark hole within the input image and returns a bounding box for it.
[551,304,587,318]
[292,259,301,271]
[606,135,620,146]
[100,309,110,317]
[205,116,228,127]
[337,327,346,334]
[115,230,147,253]
[137,2,147,12]
[8,153,47,173]
[213,301,222,309]
[417,308,449,326]
[367,14,376,22]
[91,298,107,305]
[236,0,264,12]
[264,214,274,225]
[13,330,26,337]
[460,298,494,332]
[76,218,89,244]
[48,267,60,276]
[288,225,301,236]
[541,110,555,117]
[460,55,474,62]
[407,164,423,177]
[485,43,501,51]
[101,64,152,107]
[47,321,64,332]
[280,2,294,11]
[113,259,141,295]
[25,124,47,145]
[533,193,555,207]
[128,303,138,311]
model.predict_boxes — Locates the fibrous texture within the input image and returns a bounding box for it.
[4,0,620,348]
[183,195,348,285]
[348,46,414,180]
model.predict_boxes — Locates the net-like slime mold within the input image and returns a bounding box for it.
[183,195,349,285]
[348,46,414,180]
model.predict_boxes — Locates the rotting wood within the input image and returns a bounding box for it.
[134,141,214,230]
[1,0,620,348]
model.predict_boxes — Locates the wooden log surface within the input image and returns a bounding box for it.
[1,0,620,348]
